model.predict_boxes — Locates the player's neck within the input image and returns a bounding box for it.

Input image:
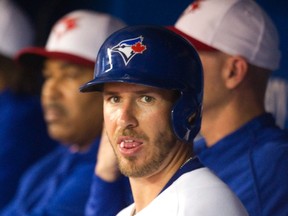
[201,100,265,147]
[130,142,192,213]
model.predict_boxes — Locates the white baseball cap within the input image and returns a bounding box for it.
[17,10,126,68]
[0,0,34,58]
[169,0,281,71]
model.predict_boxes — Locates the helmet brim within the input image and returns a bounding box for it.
[80,69,185,92]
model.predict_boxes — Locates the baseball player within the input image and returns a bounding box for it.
[169,0,288,215]
[0,10,126,216]
[80,25,248,215]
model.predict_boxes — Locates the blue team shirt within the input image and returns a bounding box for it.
[0,90,57,209]
[0,138,99,216]
[194,113,288,216]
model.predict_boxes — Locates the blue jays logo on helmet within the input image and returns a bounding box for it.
[109,36,146,66]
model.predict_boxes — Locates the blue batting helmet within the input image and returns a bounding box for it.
[80,25,203,143]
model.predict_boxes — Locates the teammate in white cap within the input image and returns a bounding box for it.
[0,10,126,216]
[169,0,288,215]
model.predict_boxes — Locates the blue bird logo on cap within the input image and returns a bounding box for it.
[110,36,147,65]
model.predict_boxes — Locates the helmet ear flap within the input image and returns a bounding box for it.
[171,92,202,143]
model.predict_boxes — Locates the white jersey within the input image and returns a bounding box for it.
[117,167,248,216]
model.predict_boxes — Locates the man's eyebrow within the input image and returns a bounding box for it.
[103,91,118,96]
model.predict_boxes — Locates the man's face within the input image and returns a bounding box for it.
[103,82,179,178]
[41,59,103,149]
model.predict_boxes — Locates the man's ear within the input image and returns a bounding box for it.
[223,56,248,89]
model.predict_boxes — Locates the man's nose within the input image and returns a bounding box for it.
[42,79,62,100]
[117,101,138,129]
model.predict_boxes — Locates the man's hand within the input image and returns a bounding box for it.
[95,126,121,182]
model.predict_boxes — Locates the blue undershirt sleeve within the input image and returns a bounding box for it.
[85,174,132,216]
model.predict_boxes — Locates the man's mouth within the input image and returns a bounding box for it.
[117,136,144,155]
[120,139,142,149]
[44,106,66,123]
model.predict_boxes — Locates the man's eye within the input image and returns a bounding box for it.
[109,96,120,103]
[141,96,154,103]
